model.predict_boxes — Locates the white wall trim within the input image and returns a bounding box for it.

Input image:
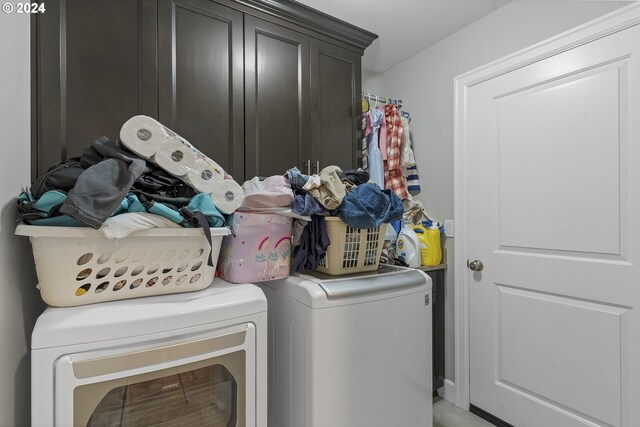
[453,63,471,410]
[438,379,456,404]
[452,1,640,411]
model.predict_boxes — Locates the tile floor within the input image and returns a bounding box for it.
[433,396,494,427]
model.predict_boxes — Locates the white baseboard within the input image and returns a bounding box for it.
[438,379,455,403]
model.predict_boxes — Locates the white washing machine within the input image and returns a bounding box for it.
[259,265,432,427]
[31,279,267,427]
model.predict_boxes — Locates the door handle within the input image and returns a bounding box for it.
[467,259,484,271]
[315,160,320,174]
[306,159,311,175]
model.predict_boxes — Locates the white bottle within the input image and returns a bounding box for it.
[397,225,421,268]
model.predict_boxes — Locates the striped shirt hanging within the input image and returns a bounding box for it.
[404,165,421,196]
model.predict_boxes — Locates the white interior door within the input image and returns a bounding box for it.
[464,19,640,427]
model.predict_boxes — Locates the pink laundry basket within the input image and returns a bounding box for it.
[218,212,293,283]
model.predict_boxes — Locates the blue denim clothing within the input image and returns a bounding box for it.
[367,109,385,188]
[284,167,310,190]
[335,183,403,229]
[293,215,330,272]
[292,194,326,217]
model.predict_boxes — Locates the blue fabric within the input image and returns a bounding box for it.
[292,194,326,216]
[284,166,310,190]
[367,109,385,188]
[33,190,66,212]
[148,202,185,223]
[18,190,225,228]
[422,220,445,234]
[335,183,403,229]
[124,193,146,213]
[293,215,330,272]
[391,220,402,235]
[405,165,421,195]
[183,193,225,227]
[18,190,100,227]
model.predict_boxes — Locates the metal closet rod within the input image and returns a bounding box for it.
[361,92,410,118]
[362,92,403,107]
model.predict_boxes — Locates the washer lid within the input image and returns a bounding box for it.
[316,268,426,299]
[31,279,266,350]
[260,266,431,308]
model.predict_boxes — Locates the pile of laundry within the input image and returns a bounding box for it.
[284,165,403,272]
[17,116,244,241]
[18,114,424,276]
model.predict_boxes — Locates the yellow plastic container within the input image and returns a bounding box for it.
[413,224,442,266]
[412,225,430,266]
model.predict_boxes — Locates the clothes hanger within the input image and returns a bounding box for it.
[361,93,370,113]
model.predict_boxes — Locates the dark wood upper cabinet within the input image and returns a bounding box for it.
[158,0,244,179]
[310,38,362,172]
[33,0,158,178]
[244,15,310,179]
[33,0,377,182]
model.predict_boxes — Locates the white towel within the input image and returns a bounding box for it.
[400,117,416,168]
[100,213,181,239]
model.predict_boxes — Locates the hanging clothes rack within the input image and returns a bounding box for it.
[362,92,410,118]
[361,91,435,224]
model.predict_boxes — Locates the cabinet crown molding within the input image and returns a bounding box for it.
[233,0,378,51]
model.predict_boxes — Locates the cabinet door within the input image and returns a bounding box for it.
[34,0,158,178]
[244,16,310,178]
[158,0,244,179]
[310,38,361,172]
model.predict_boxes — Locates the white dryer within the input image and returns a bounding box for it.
[31,279,267,427]
[259,266,432,427]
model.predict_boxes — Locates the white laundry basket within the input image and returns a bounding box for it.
[16,224,229,307]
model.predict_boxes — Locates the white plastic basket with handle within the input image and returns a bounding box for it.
[15,224,229,307]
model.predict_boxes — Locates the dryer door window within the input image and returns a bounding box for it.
[84,362,238,426]
[72,348,246,427]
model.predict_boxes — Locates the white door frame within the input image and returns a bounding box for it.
[453,2,640,410]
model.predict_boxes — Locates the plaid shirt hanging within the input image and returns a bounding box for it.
[383,104,409,200]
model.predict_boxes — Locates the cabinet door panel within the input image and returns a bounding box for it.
[245,16,310,178]
[34,0,157,178]
[158,0,244,179]
[310,39,361,171]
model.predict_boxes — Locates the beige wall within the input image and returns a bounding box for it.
[364,0,631,383]
[0,12,46,427]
